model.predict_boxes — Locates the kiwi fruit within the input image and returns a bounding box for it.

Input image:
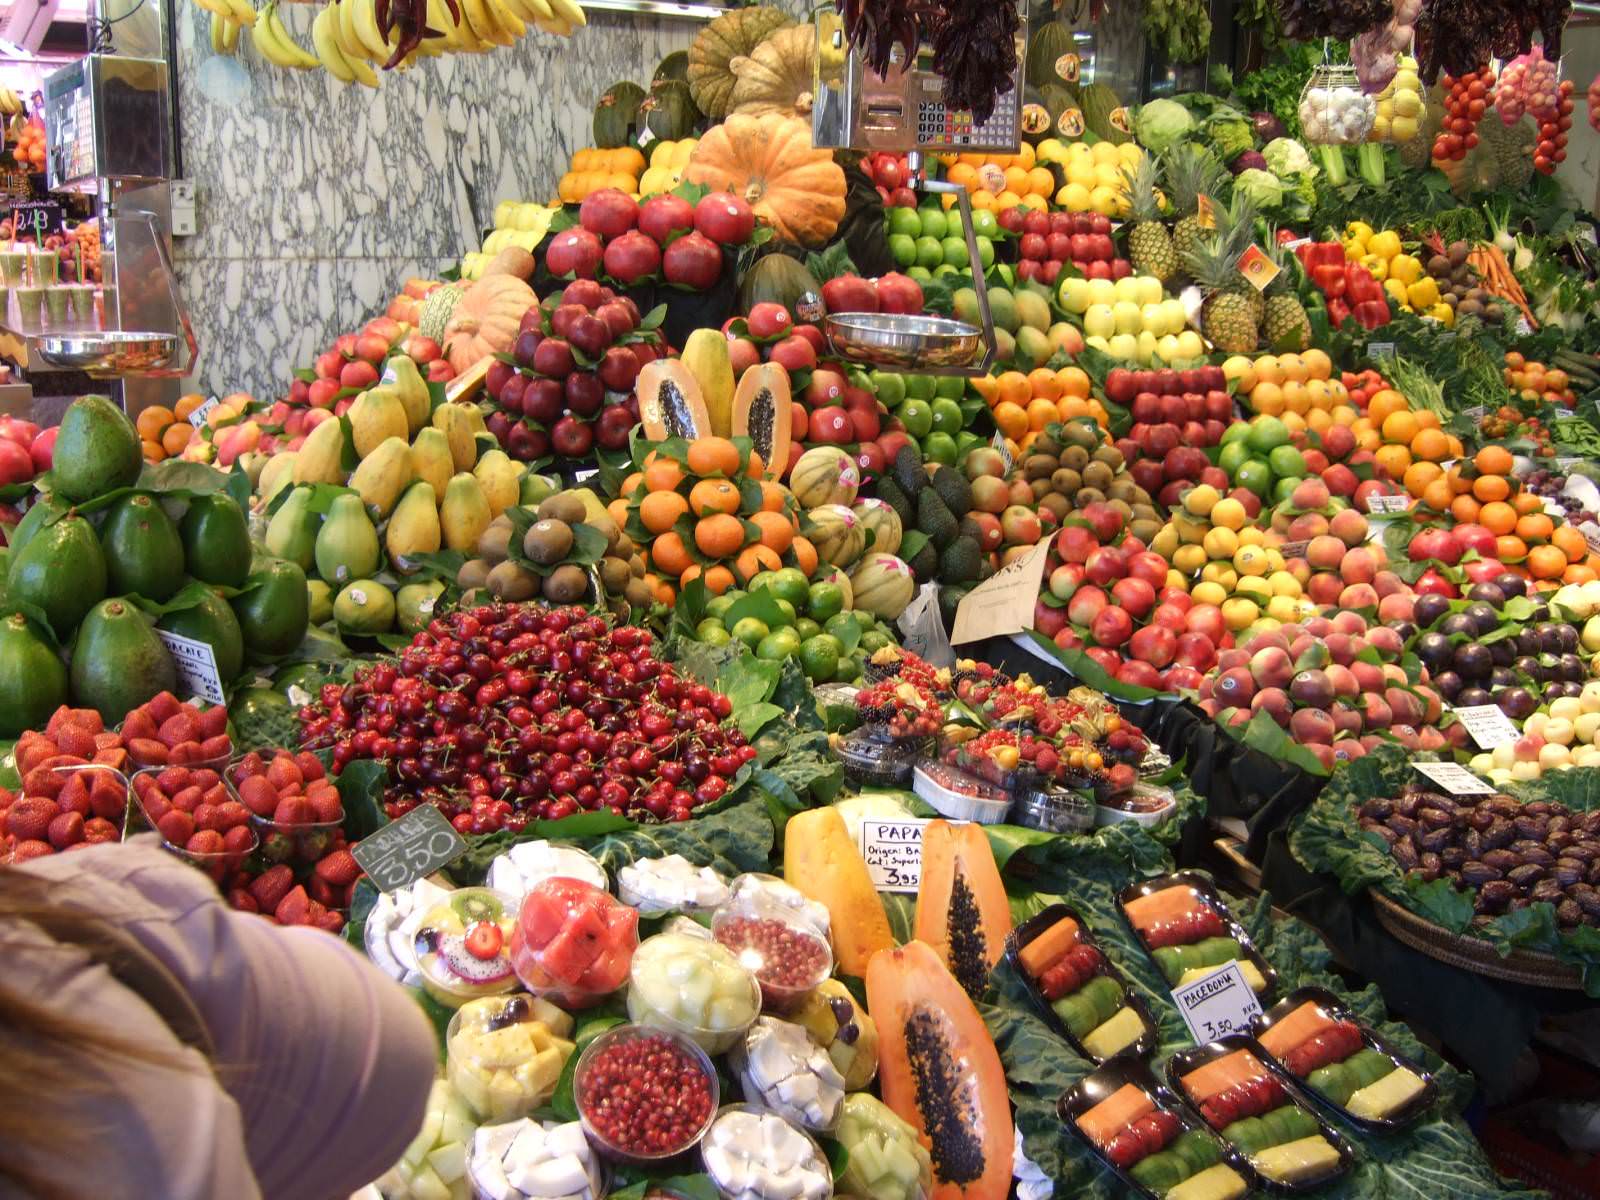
[1107,498,1133,522]
[1030,478,1052,503]
[487,560,538,601]
[1075,487,1105,507]
[629,554,646,578]
[624,576,655,607]
[1023,454,1058,480]
[1060,445,1090,471]
[542,563,589,603]
[522,518,575,565]
[457,558,491,590]
[598,556,630,592]
[1130,518,1163,543]
[451,891,501,923]
[1032,432,1062,456]
[1093,445,1124,470]
[1052,468,1082,495]
[1038,493,1070,521]
[1081,461,1113,491]
[1107,479,1138,503]
[477,520,513,563]
[538,492,587,524]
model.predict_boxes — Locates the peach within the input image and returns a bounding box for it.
[1304,616,1333,637]
[1418,726,1448,751]
[1366,626,1404,657]
[1249,646,1294,690]
[1323,632,1356,665]
[1373,570,1406,598]
[1338,583,1379,609]
[1386,687,1424,726]
[1389,724,1421,750]
[1330,508,1370,547]
[1291,478,1332,511]
[1333,738,1367,761]
[1251,686,1292,726]
[1307,534,1346,570]
[1333,705,1363,735]
[1377,593,1415,624]
[1216,648,1250,673]
[1382,663,1409,686]
[1307,743,1338,769]
[1331,611,1368,636]
[1339,547,1377,585]
[1326,664,1359,698]
[1291,707,1337,744]
[971,476,1010,514]
[1246,629,1291,655]
[1360,694,1392,729]
[1288,512,1331,542]
[1307,573,1344,606]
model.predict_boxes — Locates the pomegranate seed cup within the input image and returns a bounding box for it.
[711,891,833,1015]
[573,1024,719,1165]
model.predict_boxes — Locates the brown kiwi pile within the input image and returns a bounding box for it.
[1023,423,1164,546]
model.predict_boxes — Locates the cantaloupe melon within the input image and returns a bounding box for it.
[849,552,915,619]
[790,445,860,508]
[1180,1049,1269,1106]
[807,503,864,567]
[1018,915,1080,978]
[1124,884,1204,934]
[852,497,902,556]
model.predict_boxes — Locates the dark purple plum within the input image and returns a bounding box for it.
[1416,631,1454,671]
[1441,613,1479,639]
[1489,639,1515,667]
[1560,653,1585,681]
[1454,643,1492,680]
[1514,655,1544,682]
[1497,687,1537,720]
[1433,670,1463,701]
[1463,602,1499,634]
[1457,686,1492,707]
[1414,593,1452,629]
[1467,582,1506,609]
[1492,572,1526,599]
[1490,666,1517,690]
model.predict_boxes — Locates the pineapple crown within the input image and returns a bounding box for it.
[1121,155,1166,223]
[1260,231,1297,297]
[1182,192,1258,292]
[1160,143,1225,216]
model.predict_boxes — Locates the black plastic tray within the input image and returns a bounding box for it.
[1251,986,1436,1133]
[1059,1056,1259,1200]
[1119,871,1279,999]
[1004,902,1160,1063]
[1165,1033,1356,1192]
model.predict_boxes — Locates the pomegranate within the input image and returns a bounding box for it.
[602,230,661,286]
[694,191,756,244]
[546,228,604,278]
[820,274,879,314]
[578,188,639,239]
[662,231,724,290]
[637,193,695,245]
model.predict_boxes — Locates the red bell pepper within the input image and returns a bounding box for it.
[1314,264,1347,297]
[1344,262,1386,306]
[1354,298,1391,330]
[1303,242,1344,269]
[1327,297,1352,327]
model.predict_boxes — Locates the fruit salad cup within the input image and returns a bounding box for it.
[447,993,576,1122]
[414,888,520,1009]
[510,877,638,1009]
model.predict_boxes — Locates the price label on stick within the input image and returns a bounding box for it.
[187,396,220,428]
[1237,245,1279,292]
[1366,493,1412,514]
[1171,961,1263,1045]
[352,804,468,894]
[1451,704,1519,749]
[154,631,225,706]
[1412,760,1495,795]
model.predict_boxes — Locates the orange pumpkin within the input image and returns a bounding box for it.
[685,114,846,248]
[442,274,537,374]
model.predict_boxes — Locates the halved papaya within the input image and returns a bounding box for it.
[638,360,712,441]
[914,819,1011,1003]
[731,362,791,480]
[782,805,894,975]
[866,940,1013,1200]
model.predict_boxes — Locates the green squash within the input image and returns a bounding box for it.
[594,80,647,150]
[637,80,698,143]
[737,252,822,316]
[653,50,689,86]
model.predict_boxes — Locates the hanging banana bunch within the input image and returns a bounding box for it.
[250,3,323,68]
[210,10,242,52]
[0,89,24,117]
[193,0,258,29]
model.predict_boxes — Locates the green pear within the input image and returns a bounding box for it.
[314,493,381,586]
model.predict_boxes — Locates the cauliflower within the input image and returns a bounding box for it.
[1263,137,1316,178]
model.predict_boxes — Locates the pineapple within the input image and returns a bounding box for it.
[1124,156,1176,282]
[1262,236,1311,352]
[1182,195,1260,355]
[1162,144,1226,268]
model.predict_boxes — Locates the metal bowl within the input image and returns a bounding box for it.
[824,313,982,368]
[35,331,180,374]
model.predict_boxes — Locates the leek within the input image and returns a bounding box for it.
[1356,143,1386,188]
[1317,144,1347,186]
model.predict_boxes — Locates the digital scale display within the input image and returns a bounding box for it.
[908,46,1020,151]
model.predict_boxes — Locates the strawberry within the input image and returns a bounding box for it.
[156,810,195,846]
[14,732,54,776]
[21,767,64,799]
[46,811,84,849]
[140,795,170,823]
[307,873,337,907]
[197,734,231,762]
[314,847,360,887]
[184,830,225,855]
[315,906,345,933]
[47,706,100,739]
[92,732,122,752]
[233,751,266,778]
[52,725,96,760]
[273,795,312,827]
[7,798,57,843]
[227,888,259,914]
[0,788,12,810]
[11,839,53,862]
[237,776,278,817]
[308,789,343,823]
[199,705,228,739]
[168,740,200,765]
[192,803,223,832]
[249,864,294,910]
[56,774,90,816]
[216,801,251,830]
[88,773,126,820]
[144,692,182,724]
[170,785,203,813]
[266,756,304,792]
[274,885,311,925]
[222,825,256,856]
[127,738,169,767]
[192,769,221,790]
[260,831,295,862]
[92,747,129,772]
[202,782,228,807]
[156,767,190,794]
[82,817,119,844]
[122,707,158,744]
[295,752,326,782]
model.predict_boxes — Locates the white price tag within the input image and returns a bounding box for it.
[286,684,313,707]
[1515,316,1533,336]
[572,467,599,483]
[1366,493,1412,515]
[1580,521,1600,556]
[1279,540,1309,560]
[897,581,954,668]
[186,396,220,428]
[1557,457,1583,472]
[1170,961,1264,1045]
[951,541,1050,645]
[1285,237,1311,251]
[154,630,226,705]
[991,431,1014,473]
[1412,760,1494,795]
[858,817,943,892]
[1369,343,1395,361]
[1451,704,1519,749]
[1460,405,1487,425]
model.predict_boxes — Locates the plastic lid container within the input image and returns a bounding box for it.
[727,873,830,939]
[487,839,609,903]
[1012,785,1095,834]
[712,890,833,1015]
[225,757,342,865]
[414,888,520,1008]
[574,1024,718,1165]
[833,729,917,788]
[1094,783,1176,829]
[627,930,760,1055]
[362,877,452,987]
[510,877,638,1009]
[129,764,256,879]
[732,1015,846,1133]
[912,761,1012,824]
[447,994,574,1123]
[469,1119,603,1200]
[617,854,731,915]
[700,1103,832,1200]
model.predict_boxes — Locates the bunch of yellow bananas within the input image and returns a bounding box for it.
[0,89,25,117]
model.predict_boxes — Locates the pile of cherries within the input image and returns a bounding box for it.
[299,605,755,833]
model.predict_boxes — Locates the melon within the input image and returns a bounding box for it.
[807,504,865,567]
[851,498,902,557]
[790,445,860,508]
[738,252,821,316]
[1081,82,1131,145]
[418,283,464,342]
[849,552,916,619]
[816,563,853,609]
[732,362,791,479]
[1025,20,1081,90]
[594,81,647,149]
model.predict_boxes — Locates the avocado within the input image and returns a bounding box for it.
[928,464,973,516]
[51,395,143,502]
[907,539,938,583]
[7,513,106,638]
[180,495,252,588]
[70,598,178,725]
[231,557,311,659]
[874,476,916,529]
[891,443,926,497]
[6,495,67,559]
[916,488,957,548]
[100,493,185,602]
[939,534,982,584]
[938,582,971,629]
[157,585,245,682]
[0,612,67,736]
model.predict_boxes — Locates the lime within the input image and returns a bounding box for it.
[798,634,842,682]
[940,236,970,268]
[698,624,732,647]
[860,629,893,653]
[971,208,1000,239]
[769,566,810,609]
[918,207,948,240]
[833,654,863,683]
[824,611,862,642]
[955,430,984,458]
[731,616,770,650]
[1267,444,1306,479]
[1220,421,1253,446]
[888,234,917,269]
[1217,440,1251,477]
[870,370,907,407]
[1246,415,1290,455]
[770,597,798,627]
[933,374,966,401]
[914,236,944,269]
[887,207,922,239]
[706,593,738,621]
[793,617,822,641]
[1235,458,1274,498]
[897,399,934,439]
[747,571,779,594]
[907,265,934,284]
[756,627,802,661]
[975,235,995,268]
[924,432,958,465]
[808,581,845,622]
[1273,475,1299,506]
[904,375,937,401]
[930,397,964,435]
[696,617,727,641]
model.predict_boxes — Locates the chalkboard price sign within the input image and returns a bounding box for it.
[351,803,467,893]
[10,201,63,240]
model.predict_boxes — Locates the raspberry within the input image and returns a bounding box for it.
[7,798,58,842]
[250,865,295,910]
[47,811,84,849]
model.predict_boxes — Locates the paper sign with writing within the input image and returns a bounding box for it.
[897,581,955,667]
[991,430,1014,473]
[1237,245,1279,292]
[858,817,940,891]
[353,804,468,894]
[1368,342,1396,361]
[1412,760,1494,795]
[1460,405,1487,425]
[1451,703,1519,749]
[1279,540,1309,560]
[1581,521,1600,556]
[187,396,220,428]
[1366,493,1412,514]
[951,541,1049,645]
[1171,961,1264,1045]
[154,630,226,705]
[1285,237,1311,251]
[1195,194,1217,230]
[10,201,63,240]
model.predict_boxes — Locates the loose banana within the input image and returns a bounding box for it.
[350,0,392,61]
[210,11,238,53]
[310,4,358,81]
[503,0,552,23]
[334,0,370,61]
[221,0,258,27]
[486,0,524,39]
[460,0,511,47]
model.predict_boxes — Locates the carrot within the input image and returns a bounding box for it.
[1469,244,1537,327]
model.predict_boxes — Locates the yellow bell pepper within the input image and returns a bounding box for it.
[1406,277,1441,309]
[1366,230,1403,260]
[1360,254,1389,281]
[1383,278,1410,308]
[1428,301,1455,326]
[1386,253,1424,285]
[1345,221,1375,245]
[1343,239,1365,262]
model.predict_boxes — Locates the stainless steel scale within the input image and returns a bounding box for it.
[811,1,1025,376]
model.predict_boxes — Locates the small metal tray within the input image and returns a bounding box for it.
[36,331,179,373]
[1166,1034,1356,1192]
[1004,902,1158,1063]
[1119,871,1279,999]
[1251,987,1436,1133]
[824,313,982,369]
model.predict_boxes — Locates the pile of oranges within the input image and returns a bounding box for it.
[135,394,246,463]
[971,365,1107,453]
[8,117,43,172]
[1408,445,1596,582]
[1235,350,1355,436]
[1503,351,1578,408]
[935,142,1055,214]
[614,435,815,602]
[1354,388,1466,484]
